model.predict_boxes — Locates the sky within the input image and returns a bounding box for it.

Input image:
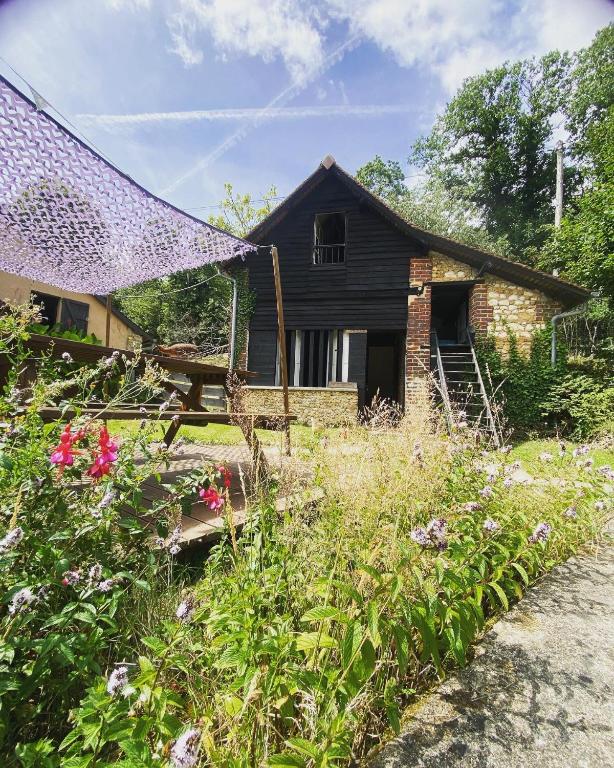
[0,0,612,219]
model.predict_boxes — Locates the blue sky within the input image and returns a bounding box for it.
[0,0,612,218]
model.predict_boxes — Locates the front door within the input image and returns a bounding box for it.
[366,331,400,405]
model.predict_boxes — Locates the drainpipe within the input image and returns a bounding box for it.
[551,306,584,367]
[216,267,238,370]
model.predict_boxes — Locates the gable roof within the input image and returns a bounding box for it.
[248,155,589,306]
[93,296,153,342]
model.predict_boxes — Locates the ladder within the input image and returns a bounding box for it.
[431,330,501,447]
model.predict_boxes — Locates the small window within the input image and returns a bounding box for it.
[60,299,89,334]
[31,291,60,326]
[313,212,345,265]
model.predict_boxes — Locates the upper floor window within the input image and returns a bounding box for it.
[313,212,345,265]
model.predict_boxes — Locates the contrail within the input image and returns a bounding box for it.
[161,34,362,195]
[77,103,416,127]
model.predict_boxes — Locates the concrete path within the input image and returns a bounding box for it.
[371,543,614,768]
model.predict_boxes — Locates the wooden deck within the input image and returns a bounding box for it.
[135,444,285,545]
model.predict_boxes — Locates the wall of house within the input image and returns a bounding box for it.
[430,251,562,353]
[0,271,142,349]
[404,250,563,405]
[242,384,358,427]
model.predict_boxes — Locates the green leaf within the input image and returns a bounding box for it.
[295,632,337,651]
[268,755,306,767]
[341,622,363,670]
[300,605,347,623]
[489,581,509,611]
[511,562,529,586]
[366,601,381,647]
[285,737,320,758]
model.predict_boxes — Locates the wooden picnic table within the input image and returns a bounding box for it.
[0,334,294,457]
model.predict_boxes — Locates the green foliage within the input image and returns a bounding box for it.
[355,156,406,201]
[411,53,576,259]
[1,305,611,766]
[27,322,102,346]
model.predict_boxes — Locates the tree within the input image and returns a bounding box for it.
[411,53,576,261]
[355,156,406,201]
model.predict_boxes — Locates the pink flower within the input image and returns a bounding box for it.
[50,424,81,468]
[217,465,232,489]
[199,486,225,511]
[87,426,119,480]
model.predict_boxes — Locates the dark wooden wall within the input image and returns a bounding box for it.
[246,172,420,386]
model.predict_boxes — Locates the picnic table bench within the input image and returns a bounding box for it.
[0,334,294,457]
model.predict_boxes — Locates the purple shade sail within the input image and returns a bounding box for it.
[0,76,254,294]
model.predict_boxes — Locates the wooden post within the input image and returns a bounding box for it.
[271,246,291,455]
[105,294,112,347]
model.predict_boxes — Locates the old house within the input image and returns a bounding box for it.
[241,156,589,426]
[1,270,149,349]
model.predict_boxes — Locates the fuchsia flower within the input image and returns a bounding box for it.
[49,423,81,469]
[217,465,232,489]
[87,426,119,480]
[199,485,225,511]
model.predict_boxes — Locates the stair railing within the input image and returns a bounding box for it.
[467,332,501,448]
[431,330,454,434]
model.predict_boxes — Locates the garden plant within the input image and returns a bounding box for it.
[0,305,611,767]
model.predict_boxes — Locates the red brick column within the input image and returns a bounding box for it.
[405,256,432,405]
[469,282,493,337]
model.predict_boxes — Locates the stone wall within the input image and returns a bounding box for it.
[243,385,358,427]
[429,251,562,355]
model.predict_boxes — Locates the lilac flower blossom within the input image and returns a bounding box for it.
[8,587,35,615]
[159,400,170,413]
[503,477,513,488]
[463,501,481,512]
[172,414,181,424]
[564,507,578,519]
[483,518,500,533]
[154,536,165,549]
[176,595,195,623]
[62,570,81,586]
[0,526,24,553]
[99,489,116,509]
[504,461,521,475]
[88,564,103,583]
[169,544,181,556]
[61,351,73,363]
[410,527,429,547]
[170,728,201,768]
[107,665,129,697]
[479,486,494,499]
[139,406,147,415]
[539,452,553,462]
[98,579,116,593]
[499,445,512,454]
[528,522,552,544]
[572,445,590,457]
[595,500,606,511]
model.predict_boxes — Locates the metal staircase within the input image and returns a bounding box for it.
[431,331,500,447]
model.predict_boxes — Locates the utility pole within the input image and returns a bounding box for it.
[555,140,564,228]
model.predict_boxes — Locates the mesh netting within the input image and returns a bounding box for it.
[0,76,254,294]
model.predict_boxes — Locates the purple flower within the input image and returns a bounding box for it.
[8,587,35,615]
[170,728,201,768]
[479,486,494,498]
[504,461,521,475]
[107,665,129,697]
[499,445,512,454]
[410,527,429,547]
[154,536,165,549]
[573,444,590,457]
[0,526,24,553]
[176,595,195,623]
[62,570,81,587]
[159,401,170,413]
[463,501,481,512]
[169,544,181,556]
[539,452,553,462]
[172,414,181,424]
[98,579,116,593]
[503,477,513,488]
[139,406,147,415]
[483,518,500,533]
[564,506,577,518]
[595,500,606,511]
[61,351,73,363]
[88,564,103,583]
[528,522,552,544]
[99,489,116,509]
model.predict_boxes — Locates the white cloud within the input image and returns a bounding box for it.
[167,0,326,81]
[77,102,417,127]
[105,0,151,10]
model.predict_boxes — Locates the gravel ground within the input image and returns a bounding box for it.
[370,542,614,768]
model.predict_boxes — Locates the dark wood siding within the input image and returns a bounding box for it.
[247,329,277,384]
[246,173,418,332]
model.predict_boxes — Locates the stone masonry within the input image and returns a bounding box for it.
[242,385,358,427]
[404,250,563,404]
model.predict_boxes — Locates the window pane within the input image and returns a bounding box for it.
[60,299,89,333]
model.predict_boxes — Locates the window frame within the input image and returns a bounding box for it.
[312,211,347,266]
